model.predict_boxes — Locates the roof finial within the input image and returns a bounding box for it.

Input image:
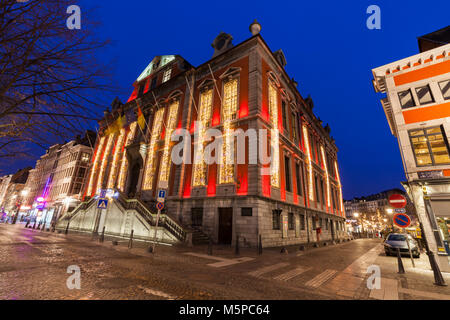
[249,19,261,36]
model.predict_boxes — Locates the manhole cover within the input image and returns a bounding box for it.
[95,277,140,289]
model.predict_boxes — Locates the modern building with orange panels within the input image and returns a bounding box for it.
[57,21,347,248]
[372,26,450,271]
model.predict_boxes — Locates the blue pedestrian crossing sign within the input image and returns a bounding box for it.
[97,199,108,209]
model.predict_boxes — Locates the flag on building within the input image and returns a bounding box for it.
[137,106,146,130]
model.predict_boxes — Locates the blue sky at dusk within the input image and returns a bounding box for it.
[4,0,450,200]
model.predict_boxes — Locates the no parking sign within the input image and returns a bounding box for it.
[393,213,411,228]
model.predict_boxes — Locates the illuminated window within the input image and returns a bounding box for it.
[107,128,127,189]
[193,89,213,187]
[142,108,165,190]
[86,136,106,196]
[268,82,280,187]
[415,85,434,105]
[162,68,172,83]
[81,152,90,162]
[117,122,137,192]
[409,127,450,166]
[219,79,238,184]
[159,100,180,184]
[95,134,116,194]
[439,80,450,100]
[398,89,416,109]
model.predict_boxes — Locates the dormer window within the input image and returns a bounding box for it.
[162,68,172,83]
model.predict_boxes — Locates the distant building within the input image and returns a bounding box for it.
[372,26,450,271]
[1,168,31,220]
[58,21,347,247]
[0,174,12,212]
[21,131,96,228]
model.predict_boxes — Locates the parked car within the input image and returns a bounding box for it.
[384,233,420,258]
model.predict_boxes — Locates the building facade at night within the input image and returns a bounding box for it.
[59,23,347,247]
[0,168,30,220]
[0,174,12,213]
[372,26,450,271]
[344,188,417,233]
[21,132,95,228]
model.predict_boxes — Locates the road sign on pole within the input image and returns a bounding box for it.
[389,194,407,209]
[97,199,108,209]
[394,208,406,214]
[156,202,164,211]
[157,189,166,203]
[393,213,411,228]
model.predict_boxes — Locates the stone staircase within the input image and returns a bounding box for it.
[184,226,210,245]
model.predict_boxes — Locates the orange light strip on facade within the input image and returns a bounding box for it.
[402,101,450,124]
[320,145,331,209]
[394,59,450,86]
[107,128,126,189]
[86,135,106,196]
[303,125,314,202]
[193,89,213,187]
[219,79,238,184]
[95,134,116,194]
[142,108,165,190]
[117,122,137,192]
[159,101,180,185]
[334,161,344,215]
[268,83,280,188]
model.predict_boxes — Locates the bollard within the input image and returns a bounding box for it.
[207,238,213,256]
[419,222,447,286]
[235,235,240,256]
[99,226,105,243]
[128,230,134,249]
[65,221,70,235]
[258,235,263,255]
[397,248,405,274]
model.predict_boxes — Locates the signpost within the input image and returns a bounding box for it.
[152,189,166,253]
[97,199,108,209]
[389,194,407,209]
[393,213,411,228]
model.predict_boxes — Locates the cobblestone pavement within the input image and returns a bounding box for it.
[0,223,449,300]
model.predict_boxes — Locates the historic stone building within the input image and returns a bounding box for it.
[59,22,347,247]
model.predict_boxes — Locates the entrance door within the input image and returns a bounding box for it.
[127,162,140,197]
[218,207,233,245]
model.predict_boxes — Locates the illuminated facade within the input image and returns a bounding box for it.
[16,132,96,227]
[68,23,346,247]
[372,27,450,271]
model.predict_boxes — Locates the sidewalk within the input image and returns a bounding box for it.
[365,246,450,300]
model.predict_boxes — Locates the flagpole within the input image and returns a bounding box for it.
[208,63,223,104]
[152,91,168,132]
